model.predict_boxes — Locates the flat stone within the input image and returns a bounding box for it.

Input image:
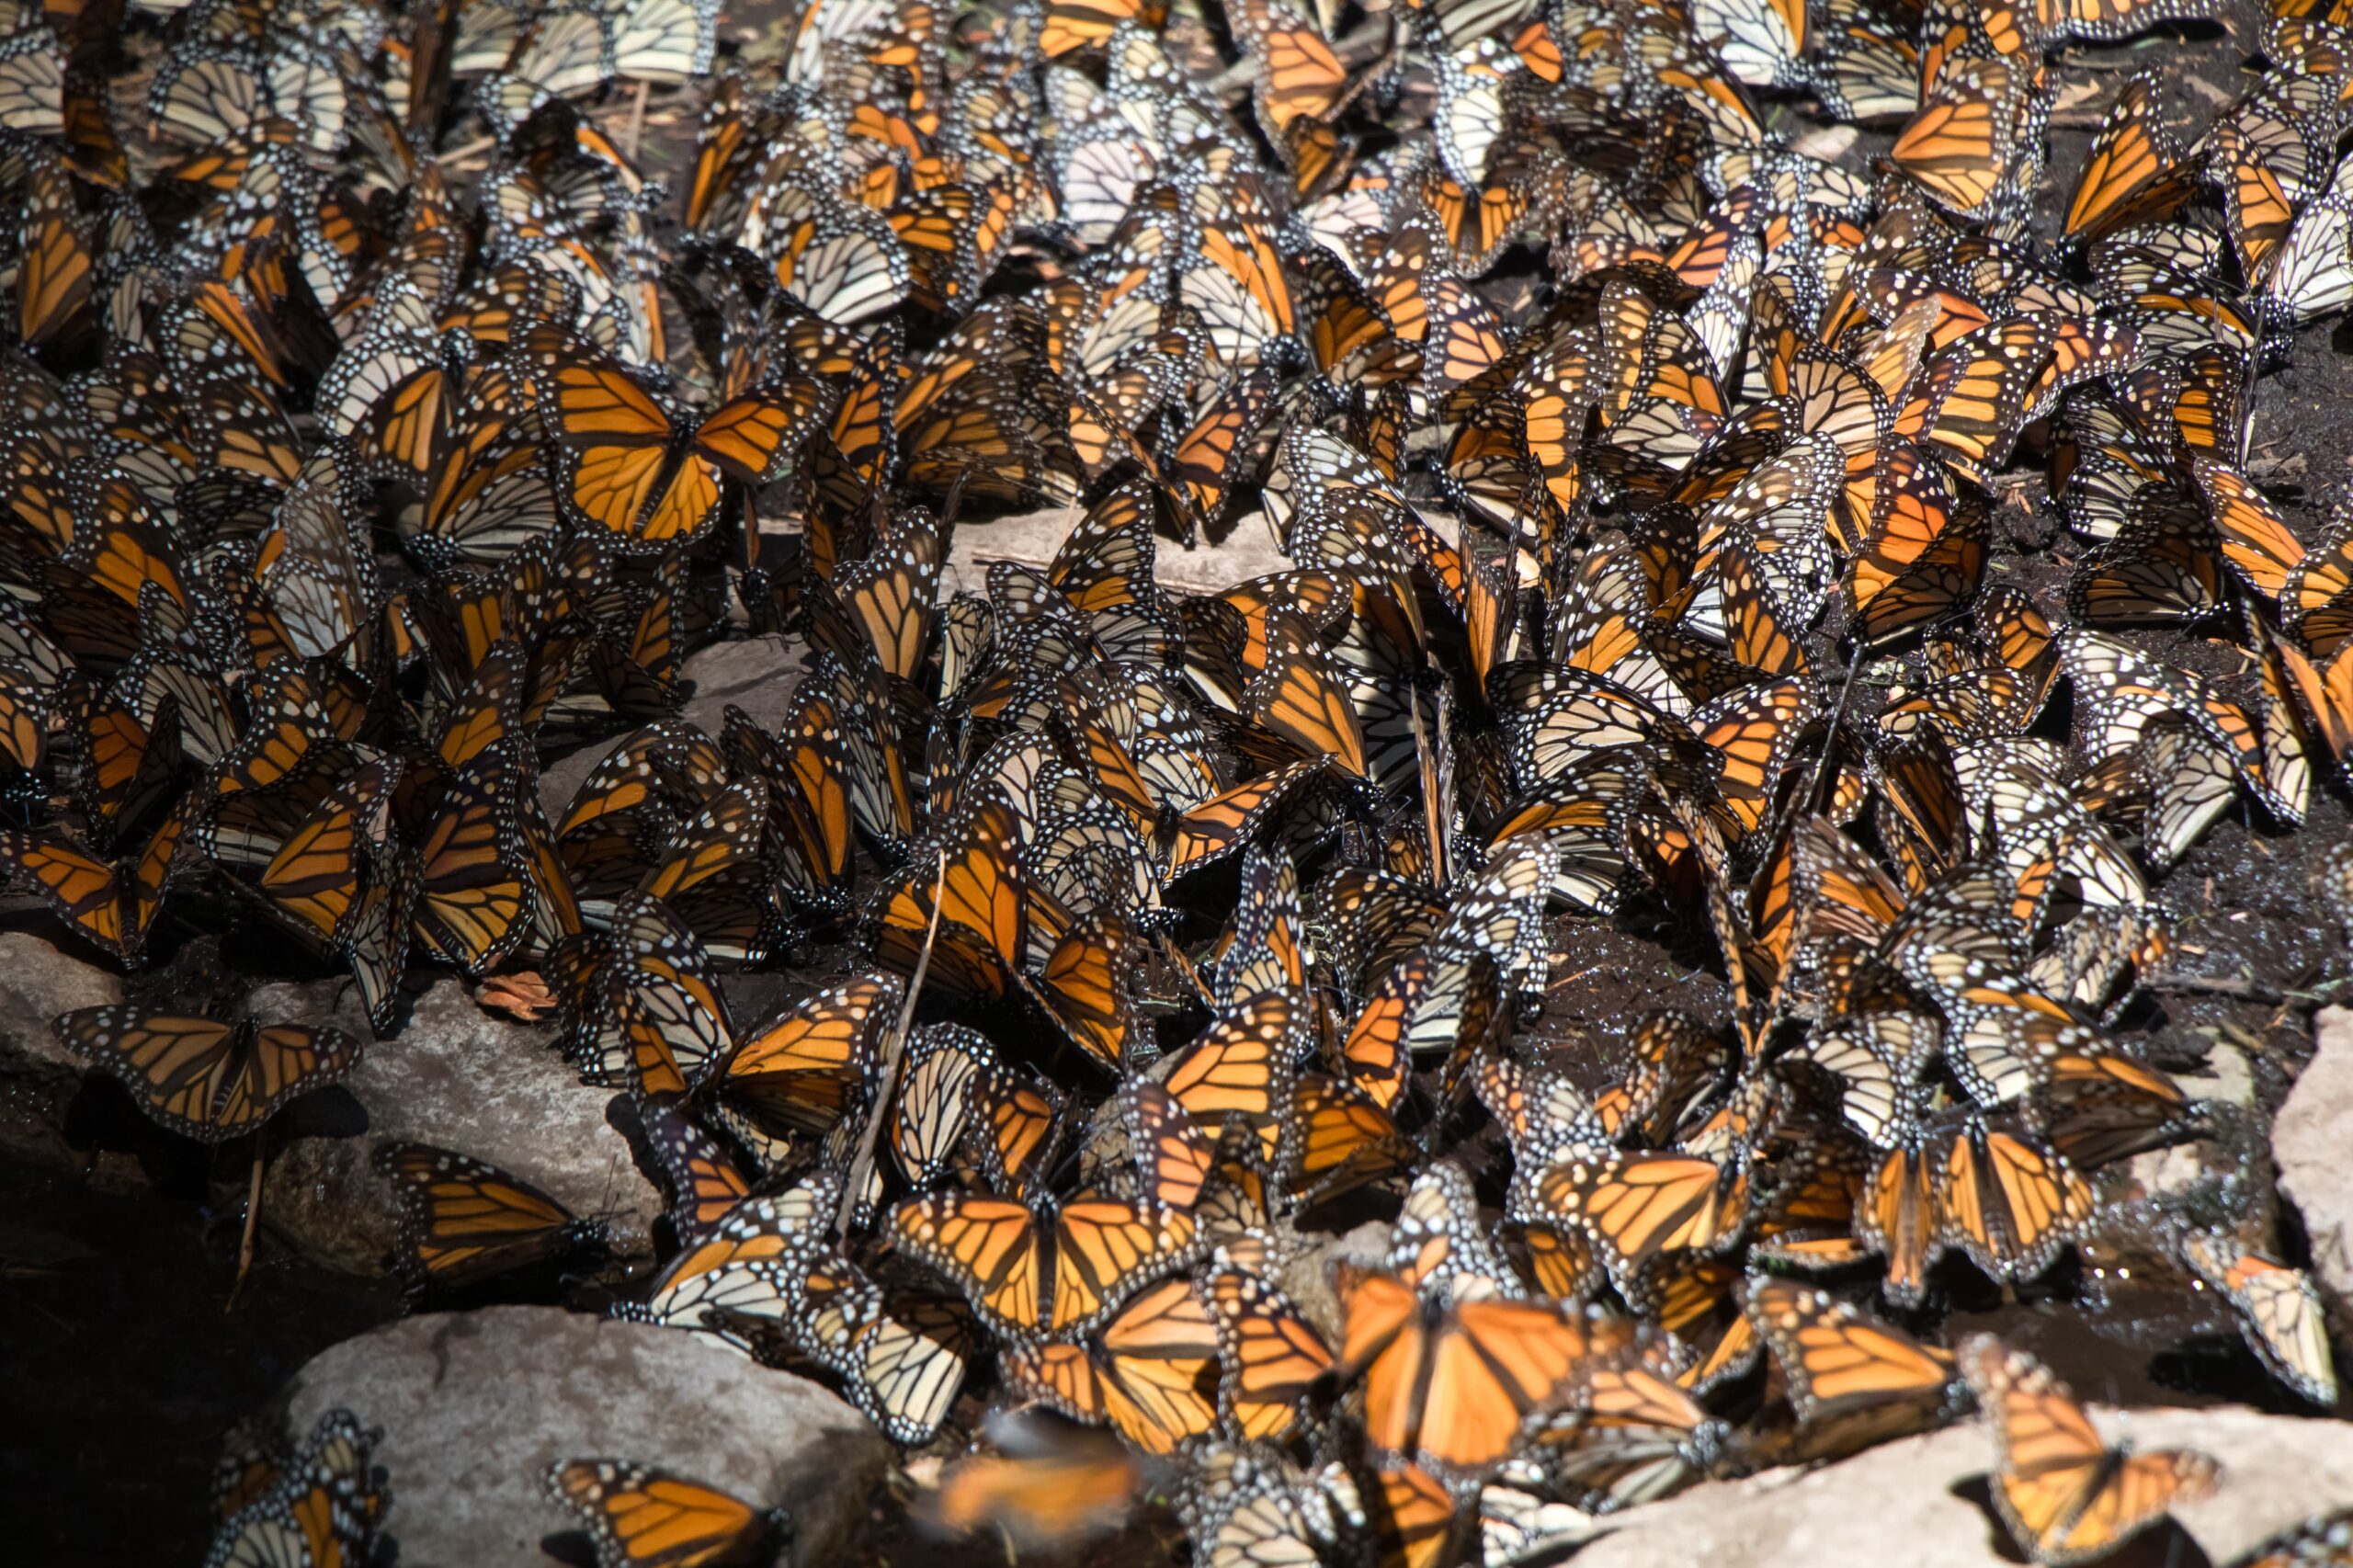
[1572,1403,2353,1568]
[2274,1006,2353,1299]
[944,505,1300,599]
[537,634,806,823]
[278,1306,890,1565]
[679,633,804,737]
[1279,1219,1393,1344]
[0,928,126,1167]
[262,977,660,1277]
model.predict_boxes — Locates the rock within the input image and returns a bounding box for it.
[1572,1403,2353,1568]
[2274,1006,2353,1299]
[943,504,1301,599]
[1279,1219,1392,1344]
[537,634,807,822]
[278,1306,890,1565]
[0,929,126,1167]
[262,977,661,1277]
[679,633,804,738]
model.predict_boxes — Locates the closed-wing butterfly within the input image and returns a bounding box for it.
[543,1460,786,1568]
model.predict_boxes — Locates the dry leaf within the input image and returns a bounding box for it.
[478,971,559,1022]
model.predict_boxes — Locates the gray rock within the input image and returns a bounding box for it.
[537,634,806,822]
[2275,1006,2353,1299]
[680,633,804,738]
[262,977,660,1277]
[1570,1403,2353,1568]
[944,504,1302,599]
[278,1306,890,1565]
[0,930,126,1168]
[1279,1219,1393,1344]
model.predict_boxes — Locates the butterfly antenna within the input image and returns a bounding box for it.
[836,846,947,1238]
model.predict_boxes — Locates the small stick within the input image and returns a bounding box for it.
[836,849,947,1237]
[624,81,650,163]
[1405,677,1445,883]
[227,1129,267,1311]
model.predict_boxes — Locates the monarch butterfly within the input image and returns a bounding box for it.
[1336,1267,1643,1477]
[1176,1441,1350,1568]
[1163,758,1331,878]
[1341,949,1498,1113]
[2063,74,2191,244]
[16,146,96,352]
[1957,1335,2221,1566]
[204,1410,390,1568]
[872,802,1028,998]
[2180,1229,2337,1408]
[1205,1267,1334,1441]
[634,1176,838,1334]
[584,893,736,1099]
[642,1105,754,1240]
[51,1007,361,1143]
[411,777,531,980]
[542,1460,784,1568]
[202,757,390,955]
[0,794,195,964]
[1743,1278,1956,1426]
[717,973,898,1146]
[1938,1119,2094,1289]
[2192,460,2307,602]
[378,1142,608,1290]
[1362,1462,1460,1568]
[921,1423,1143,1550]
[1946,1002,2188,1128]
[2268,628,2353,779]
[539,338,831,549]
[1019,908,1141,1071]
[1386,1161,1518,1305]
[1529,1149,1750,1296]
[1162,991,1299,1167]
[891,1186,1201,1340]
[1000,1276,1221,1453]
[1247,611,1370,780]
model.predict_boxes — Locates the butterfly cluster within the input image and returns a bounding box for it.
[3,0,2347,1560]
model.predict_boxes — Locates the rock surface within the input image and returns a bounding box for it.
[2274,1006,2353,1298]
[944,504,1301,598]
[538,633,806,822]
[677,632,804,737]
[278,1306,889,1565]
[1279,1219,1392,1343]
[1574,1403,2353,1567]
[262,977,660,1276]
[0,929,127,1166]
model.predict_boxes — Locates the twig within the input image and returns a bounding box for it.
[437,135,497,166]
[2148,972,2351,1006]
[1405,676,1445,884]
[836,849,947,1237]
[624,81,649,164]
[1761,645,1870,860]
[227,1129,266,1311]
